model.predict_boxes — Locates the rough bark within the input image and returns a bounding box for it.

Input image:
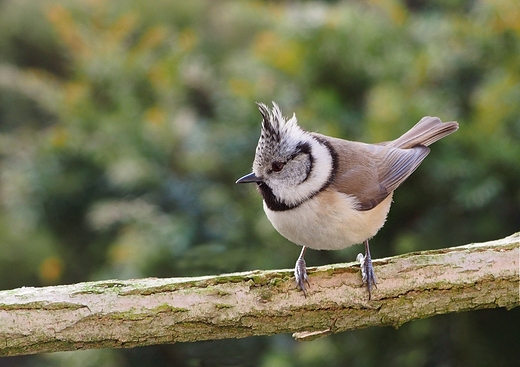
[1,233,518,357]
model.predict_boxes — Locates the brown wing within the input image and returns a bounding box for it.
[313,116,457,210]
[320,136,430,210]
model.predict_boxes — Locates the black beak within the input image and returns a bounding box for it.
[236,172,262,184]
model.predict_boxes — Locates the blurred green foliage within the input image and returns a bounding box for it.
[0,0,518,366]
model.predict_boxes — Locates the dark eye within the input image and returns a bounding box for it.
[271,161,285,172]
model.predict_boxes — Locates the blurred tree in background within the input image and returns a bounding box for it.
[0,0,518,366]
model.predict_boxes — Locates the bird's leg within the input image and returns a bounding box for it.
[294,246,310,296]
[356,239,377,300]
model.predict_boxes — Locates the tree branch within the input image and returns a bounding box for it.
[1,233,518,356]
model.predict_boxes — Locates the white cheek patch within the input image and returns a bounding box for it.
[271,134,334,207]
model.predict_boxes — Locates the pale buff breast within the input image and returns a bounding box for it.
[264,190,393,250]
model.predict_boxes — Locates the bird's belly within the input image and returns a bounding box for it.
[264,190,393,250]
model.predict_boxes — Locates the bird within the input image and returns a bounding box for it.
[236,102,458,299]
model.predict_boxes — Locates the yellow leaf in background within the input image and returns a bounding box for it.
[108,12,138,47]
[368,0,408,26]
[145,106,166,126]
[133,26,168,56]
[46,5,88,57]
[179,28,198,52]
[254,31,276,54]
[229,78,253,98]
[365,83,404,138]
[39,256,63,284]
[64,81,88,109]
[86,0,107,10]
[253,31,305,76]
[148,62,176,90]
[50,126,69,147]
[483,0,520,34]
[473,70,519,135]
[109,243,134,264]
[411,52,429,87]
[108,227,145,266]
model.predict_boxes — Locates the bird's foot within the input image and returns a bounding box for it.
[295,247,310,296]
[357,240,377,300]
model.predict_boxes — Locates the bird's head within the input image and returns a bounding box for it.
[236,102,334,210]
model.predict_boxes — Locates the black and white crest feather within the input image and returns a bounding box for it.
[255,102,305,165]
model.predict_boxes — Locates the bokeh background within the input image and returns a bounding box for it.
[0,0,519,366]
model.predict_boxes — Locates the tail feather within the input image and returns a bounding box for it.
[389,116,459,149]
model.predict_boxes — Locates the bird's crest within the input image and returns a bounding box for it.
[255,102,305,162]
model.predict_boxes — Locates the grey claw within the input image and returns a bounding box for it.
[295,257,310,296]
[358,240,377,300]
[295,247,310,296]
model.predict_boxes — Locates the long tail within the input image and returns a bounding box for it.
[389,116,459,149]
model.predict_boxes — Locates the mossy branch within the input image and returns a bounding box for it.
[1,233,518,357]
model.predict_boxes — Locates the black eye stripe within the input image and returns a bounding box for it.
[296,142,312,154]
[287,142,312,161]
